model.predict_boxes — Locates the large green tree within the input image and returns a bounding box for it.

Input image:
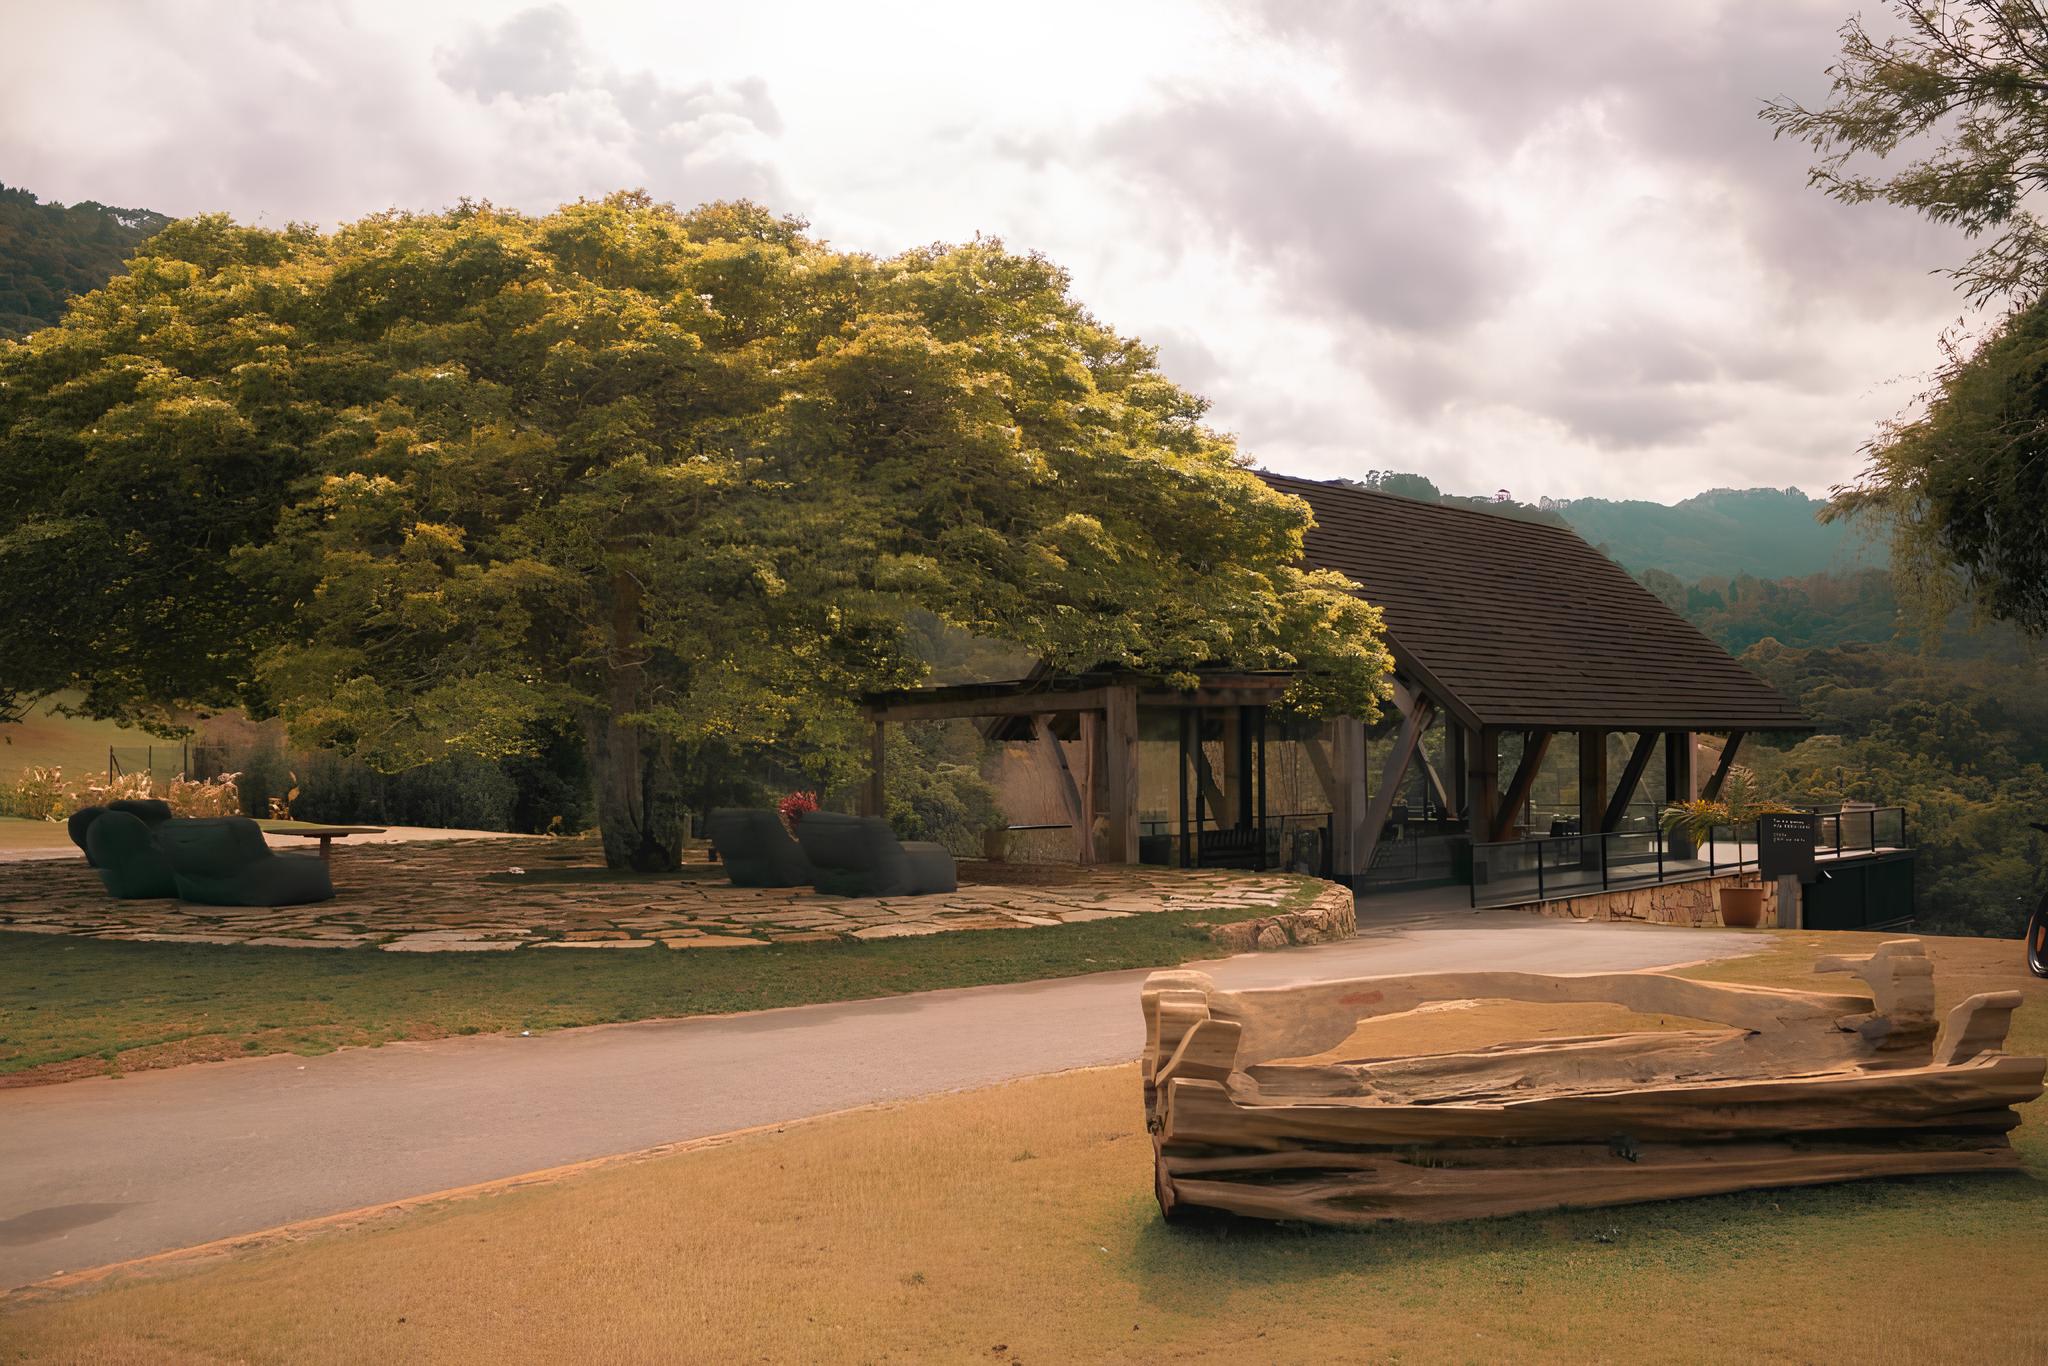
[0,194,1388,868]
[1763,1,2048,632]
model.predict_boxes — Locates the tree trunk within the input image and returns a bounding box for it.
[586,570,686,871]
[585,708,686,871]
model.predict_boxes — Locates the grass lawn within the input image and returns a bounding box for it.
[0,818,71,855]
[0,885,1322,1085]
[4,930,2043,1363]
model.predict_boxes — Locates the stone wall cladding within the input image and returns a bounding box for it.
[1528,873,1777,928]
[1208,881,1358,951]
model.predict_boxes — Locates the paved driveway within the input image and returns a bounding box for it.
[0,911,1756,1291]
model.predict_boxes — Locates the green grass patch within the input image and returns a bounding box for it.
[0,883,1322,1079]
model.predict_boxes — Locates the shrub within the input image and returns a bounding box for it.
[233,746,292,818]
[166,772,240,818]
[3,765,70,820]
[503,725,593,834]
[68,769,155,813]
[387,755,517,831]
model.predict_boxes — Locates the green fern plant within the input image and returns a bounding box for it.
[1658,765,1796,846]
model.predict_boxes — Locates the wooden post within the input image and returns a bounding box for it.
[1664,731,1695,804]
[1078,710,1101,862]
[1776,873,1801,930]
[1217,708,1242,826]
[1309,718,1369,879]
[1577,730,1607,839]
[1447,723,1468,823]
[863,715,885,818]
[1102,686,1140,864]
[1466,726,1499,847]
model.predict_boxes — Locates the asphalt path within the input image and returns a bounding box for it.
[0,912,1755,1290]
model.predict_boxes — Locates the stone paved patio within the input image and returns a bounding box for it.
[0,834,1321,951]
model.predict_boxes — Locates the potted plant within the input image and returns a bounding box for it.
[1658,766,1795,928]
[777,790,819,835]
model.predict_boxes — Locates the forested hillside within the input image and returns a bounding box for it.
[1643,565,2046,939]
[0,185,169,339]
[1332,470,1879,581]
[1559,487,1878,580]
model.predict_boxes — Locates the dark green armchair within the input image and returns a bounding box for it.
[706,808,815,888]
[154,817,335,907]
[82,810,180,899]
[794,811,956,898]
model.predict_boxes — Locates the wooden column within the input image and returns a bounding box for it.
[1447,723,1469,823]
[1102,686,1140,864]
[1217,708,1242,826]
[1664,731,1695,804]
[1466,726,1499,846]
[1577,730,1607,839]
[862,715,885,817]
[1315,717,1369,879]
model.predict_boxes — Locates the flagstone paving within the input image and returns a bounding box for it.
[0,834,1317,951]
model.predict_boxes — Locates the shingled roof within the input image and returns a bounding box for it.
[1262,472,1809,733]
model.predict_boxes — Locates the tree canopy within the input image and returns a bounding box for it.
[1762,0,2048,305]
[1829,295,2048,634]
[1763,1,2048,634]
[0,193,1389,867]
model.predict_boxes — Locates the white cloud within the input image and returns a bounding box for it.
[0,0,1983,501]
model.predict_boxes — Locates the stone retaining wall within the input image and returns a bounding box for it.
[1207,882,1358,951]
[1528,873,1776,928]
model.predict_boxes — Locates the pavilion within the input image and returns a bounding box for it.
[859,472,1818,897]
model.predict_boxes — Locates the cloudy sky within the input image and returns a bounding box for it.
[4,0,1980,501]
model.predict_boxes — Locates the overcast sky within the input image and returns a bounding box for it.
[3,0,1980,502]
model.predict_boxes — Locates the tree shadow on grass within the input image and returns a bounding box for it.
[1117,1171,2048,1314]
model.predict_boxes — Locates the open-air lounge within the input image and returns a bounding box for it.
[862,474,1915,929]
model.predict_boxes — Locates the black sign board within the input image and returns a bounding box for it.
[1757,812,1818,881]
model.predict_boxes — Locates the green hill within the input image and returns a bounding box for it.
[1330,472,1884,582]
[0,184,170,340]
[1555,487,1881,581]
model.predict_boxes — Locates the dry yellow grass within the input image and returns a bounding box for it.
[7,931,2047,1365]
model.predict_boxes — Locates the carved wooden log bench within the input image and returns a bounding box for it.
[1140,939,2044,1225]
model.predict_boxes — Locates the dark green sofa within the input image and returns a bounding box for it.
[154,817,335,907]
[705,808,815,888]
[793,811,956,898]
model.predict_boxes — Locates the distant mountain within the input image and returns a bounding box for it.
[0,184,170,340]
[1325,471,1881,582]
[1554,486,1881,581]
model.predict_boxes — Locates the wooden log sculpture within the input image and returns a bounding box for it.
[1140,939,2044,1225]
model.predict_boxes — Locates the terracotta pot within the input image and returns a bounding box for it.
[1717,885,1768,928]
[981,827,1010,862]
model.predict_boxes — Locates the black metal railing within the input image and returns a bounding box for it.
[1139,811,1333,877]
[1467,806,1908,909]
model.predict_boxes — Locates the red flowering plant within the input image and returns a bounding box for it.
[777,790,819,832]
